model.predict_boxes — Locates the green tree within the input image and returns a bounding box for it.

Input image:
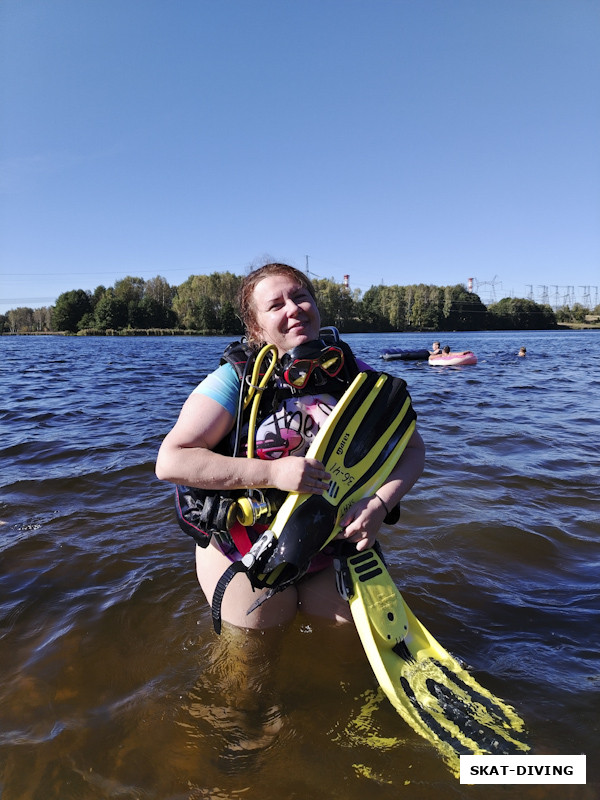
[91,285,107,308]
[32,306,52,331]
[359,285,390,330]
[137,296,177,328]
[52,290,92,332]
[220,301,242,334]
[145,275,175,309]
[113,276,147,327]
[312,278,356,331]
[570,303,588,323]
[173,272,243,329]
[77,312,97,331]
[404,286,414,329]
[488,297,556,329]
[555,305,571,323]
[114,276,146,306]
[408,284,431,329]
[443,286,488,330]
[7,307,34,332]
[380,285,408,330]
[195,295,219,330]
[442,286,454,320]
[94,290,128,330]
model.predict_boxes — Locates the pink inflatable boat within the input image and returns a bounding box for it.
[428,351,478,366]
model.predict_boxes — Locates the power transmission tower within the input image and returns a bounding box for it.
[474,275,501,304]
[580,286,591,308]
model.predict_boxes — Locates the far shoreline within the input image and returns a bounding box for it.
[3,323,600,337]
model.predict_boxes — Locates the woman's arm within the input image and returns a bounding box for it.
[337,428,426,551]
[367,428,425,513]
[155,393,330,495]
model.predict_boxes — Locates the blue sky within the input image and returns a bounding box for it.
[1,0,599,314]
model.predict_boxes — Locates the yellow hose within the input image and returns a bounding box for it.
[245,344,278,460]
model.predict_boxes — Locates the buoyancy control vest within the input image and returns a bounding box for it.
[175,331,361,553]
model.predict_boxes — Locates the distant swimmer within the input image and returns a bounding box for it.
[518,346,527,357]
[430,341,442,355]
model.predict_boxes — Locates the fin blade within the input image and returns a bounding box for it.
[345,547,530,775]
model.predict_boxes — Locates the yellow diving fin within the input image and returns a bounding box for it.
[245,370,416,591]
[335,545,530,776]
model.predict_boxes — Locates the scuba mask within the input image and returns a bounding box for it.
[278,341,345,389]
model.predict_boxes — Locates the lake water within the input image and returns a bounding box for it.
[1,330,599,799]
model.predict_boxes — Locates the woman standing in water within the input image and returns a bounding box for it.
[156,263,425,630]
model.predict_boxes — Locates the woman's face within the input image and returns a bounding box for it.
[250,274,321,355]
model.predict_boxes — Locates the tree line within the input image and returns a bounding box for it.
[3,271,597,335]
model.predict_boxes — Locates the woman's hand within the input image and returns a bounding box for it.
[335,495,388,552]
[334,429,425,552]
[268,456,331,495]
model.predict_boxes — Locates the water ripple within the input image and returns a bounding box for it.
[1,330,599,798]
